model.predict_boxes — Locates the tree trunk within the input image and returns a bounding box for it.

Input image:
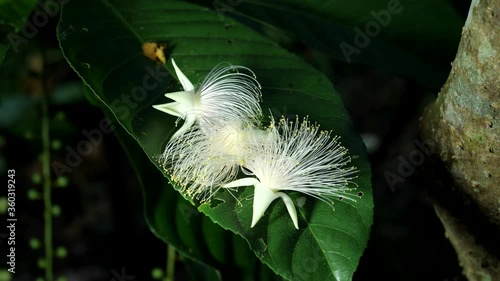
[420,0,499,279]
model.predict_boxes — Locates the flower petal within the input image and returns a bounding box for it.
[170,114,196,140]
[222,177,260,189]
[277,192,299,229]
[165,90,195,107]
[152,102,189,119]
[251,183,280,228]
[172,58,194,91]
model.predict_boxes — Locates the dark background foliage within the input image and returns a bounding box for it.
[0,0,471,280]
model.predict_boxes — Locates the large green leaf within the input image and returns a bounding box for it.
[192,0,463,88]
[58,0,373,280]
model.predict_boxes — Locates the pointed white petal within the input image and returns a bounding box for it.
[165,90,195,107]
[251,184,279,228]
[170,114,196,141]
[152,102,189,118]
[222,177,260,189]
[171,58,194,91]
[277,192,299,229]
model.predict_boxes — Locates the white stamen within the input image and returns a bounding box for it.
[223,116,358,228]
[161,120,269,202]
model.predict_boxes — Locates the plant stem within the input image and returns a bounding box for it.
[166,245,176,281]
[41,96,53,281]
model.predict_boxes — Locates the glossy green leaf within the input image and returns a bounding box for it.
[58,1,373,280]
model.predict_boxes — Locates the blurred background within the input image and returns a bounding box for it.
[0,0,473,280]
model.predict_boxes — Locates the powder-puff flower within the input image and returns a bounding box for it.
[160,119,270,202]
[223,117,358,229]
[153,58,262,140]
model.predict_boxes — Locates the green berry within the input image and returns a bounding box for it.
[30,238,41,250]
[55,176,68,188]
[37,258,46,269]
[151,268,163,279]
[52,205,61,216]
[32,173,42,184]
[51,139,62,150]
[27,189,41,200]
[56,247,67,258]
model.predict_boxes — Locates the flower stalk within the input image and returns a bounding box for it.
[41,94,53,281]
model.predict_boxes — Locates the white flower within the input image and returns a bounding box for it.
[223,117,358,229]
[160,119,270,202]
[153,58,262,140]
